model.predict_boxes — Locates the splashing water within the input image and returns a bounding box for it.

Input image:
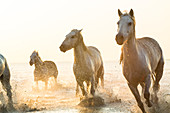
[0,61,169,112]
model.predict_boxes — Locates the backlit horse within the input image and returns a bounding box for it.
[0,54,13,108]
[115,9,164,113]
[60,29,104,97]
[29,51,58,90]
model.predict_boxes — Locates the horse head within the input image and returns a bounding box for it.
[60,29,83,52]
[115,9,136,45]
[29,51,42,66]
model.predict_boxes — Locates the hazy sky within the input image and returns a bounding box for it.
[0,0,170,63]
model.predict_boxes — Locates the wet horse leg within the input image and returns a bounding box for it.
[76,83,79,96]
[45,81,48,90]
[90,75,95,96]
[36,81,38,89]
[0,74,13,108]
[140,82,145,95]
[95,76,99,89]
[77,80,87,97]
[86,81,90,94]
[144,75,152,107]
[128,83,146,113]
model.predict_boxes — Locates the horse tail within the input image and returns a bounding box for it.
[53,69,58,79]
[97,62,104,88]
[153,53,164,92]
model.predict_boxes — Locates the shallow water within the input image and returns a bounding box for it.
[0,60,169,113]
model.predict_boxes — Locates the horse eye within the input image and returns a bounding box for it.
[71,36,75,38]
[128,22,132,26]
[117,21,119,25]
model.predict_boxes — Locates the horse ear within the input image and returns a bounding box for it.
[118,9,122,17]
[36,51,39,55]
[79,29,83,32]
[129,9,134,17]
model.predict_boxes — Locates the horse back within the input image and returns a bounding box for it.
[87,46,103,72]
[44,61,58,71]
[88,46,101,54]
[137,37,163,71]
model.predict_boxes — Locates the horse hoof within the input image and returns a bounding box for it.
[76,94,79,97]
[7,103,16,111]
[151,95,158,104]
[145,100,152,107]
[154,97,158,104]
[80,96,87,101]
[80,96,84,101]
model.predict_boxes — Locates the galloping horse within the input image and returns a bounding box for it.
[60,29,104,97]
[29,51,58,90]
[115,9,164,113]
[0,54,13,108]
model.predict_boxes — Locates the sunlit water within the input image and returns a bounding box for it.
[0,61,169,113]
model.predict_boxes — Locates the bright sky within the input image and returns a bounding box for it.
[0,0,170,63]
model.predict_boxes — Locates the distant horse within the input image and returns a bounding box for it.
[60,29,104,97]
[29,51,58,90]
[115,9,164,113]
[0,54,13,108]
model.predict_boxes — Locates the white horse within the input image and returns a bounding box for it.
[29,51,58,90]
[60,29,104,97]
[0,54,13,108]
[115,9,164,113]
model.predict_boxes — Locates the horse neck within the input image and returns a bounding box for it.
[123,33,138,61]
[73,37,88,65]
[35,56,44,68]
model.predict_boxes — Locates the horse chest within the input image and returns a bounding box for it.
[34,67,49,81]
[122,59,149,84]
[73,64,93,81]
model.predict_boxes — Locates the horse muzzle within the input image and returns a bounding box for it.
[59,45,67,53]
[29,61,33,66]
[115,34,124,45]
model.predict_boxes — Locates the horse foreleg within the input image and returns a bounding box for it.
[0,74,13,108]
[86,81,90,94]
[144,75,152,107]
[35,81,39,90]
[95,76,99,89]
[90,75,95,96]
[45,81,48,90]
[128,83,146,113]
[140,82,145,96]
[76,83,79,96]
[77,81,87,97]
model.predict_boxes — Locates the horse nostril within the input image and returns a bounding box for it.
[59,45,66,52]
[116,34,119,40]
[59,45,63,50]
[116,34,122,41]
[29,61,33,66]
[115,33,124,45]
